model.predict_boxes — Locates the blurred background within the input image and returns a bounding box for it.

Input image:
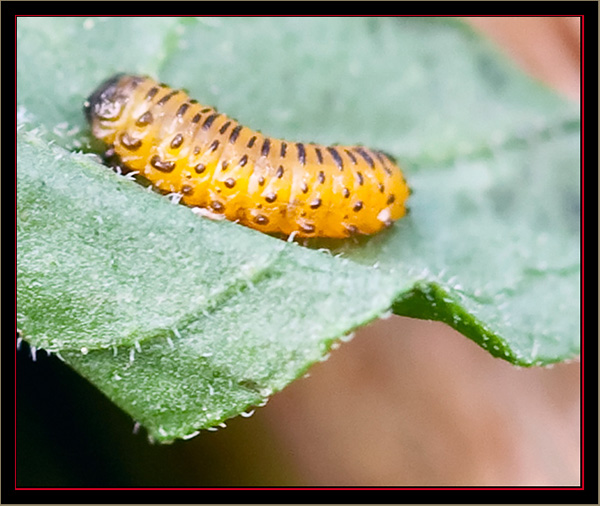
[16,16,581,487]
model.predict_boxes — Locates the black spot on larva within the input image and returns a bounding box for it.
[387,194,396,204]
[130,76,143,88]
[136,111,153,126]
[300,223,315,234]
[258,176,266,186]
[353,201,364,212]
[378,149,398,165]
[181,184,194,195]
[189,99,198,104]
[176,103,190,117]
[300,182,309,193]
[159,82,169,88]
[310,198,322,209]
[201,107,213,113]
[318,171,325,184]
[239,154,248,167]
[315,147,324,164]
[261,138,271,157]
[208,139,219,152]
[344,149,358,164]
[379,183,385,193]
[342,187,350,198]
[157,90,179,105]
[170,133,184,149]
[247,136,257,148]
[219,121,231,135]
[280,142,287,158]
[265,192,277,203]
[120,133,141,151]
[193,146,201,155]
[229,124,242,143]
[374,151,387,165]
[296,143,306,165]
[150,155,175,173]
[221,161,229,171]
[355,147,375,168]
[276,166,284,178]
[254,215,269,225]
[356,171,364,185]
[224,178,236,189]
[194,163,206,174]
[327,147,344,170]
[145,87,159,100]
[192,113,202,123]
[384,167,393,175]
[210,201,225,213]
[202,113,219,130]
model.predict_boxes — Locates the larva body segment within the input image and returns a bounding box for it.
[84,74,410,238]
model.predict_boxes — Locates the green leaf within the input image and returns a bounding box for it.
[18,130,402,441]
[17,17,580,442]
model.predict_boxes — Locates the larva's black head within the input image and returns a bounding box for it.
[83,73,126,125]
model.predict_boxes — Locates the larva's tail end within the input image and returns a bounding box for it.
[83,73,127,125]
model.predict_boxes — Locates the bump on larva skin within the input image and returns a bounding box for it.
[85,74,410,238]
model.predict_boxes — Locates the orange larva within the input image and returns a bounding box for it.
[84,74,410,238]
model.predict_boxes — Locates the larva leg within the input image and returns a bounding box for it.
[191,206,228,221]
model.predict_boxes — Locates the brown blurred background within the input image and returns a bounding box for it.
[260,16,581,487]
